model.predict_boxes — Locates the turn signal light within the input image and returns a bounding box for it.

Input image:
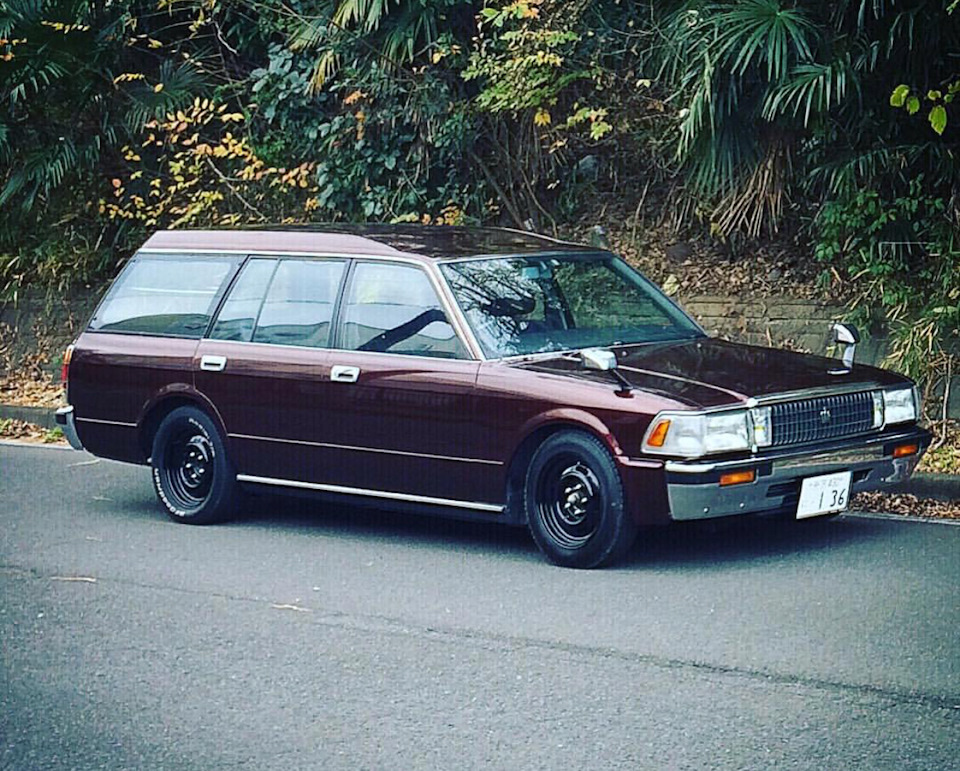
[892,443,919,458]
[646,419,671,448]
[719,469,756,487]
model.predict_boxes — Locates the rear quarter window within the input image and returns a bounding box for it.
[90,255,235,337]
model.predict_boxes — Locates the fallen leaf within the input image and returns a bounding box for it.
[271,603,310,613]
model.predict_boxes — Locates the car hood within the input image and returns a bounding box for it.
[513,338,908,410]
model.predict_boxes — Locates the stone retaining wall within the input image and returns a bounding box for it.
[677,294,889,364]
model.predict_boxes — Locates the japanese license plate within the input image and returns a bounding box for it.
[796,471,852,520]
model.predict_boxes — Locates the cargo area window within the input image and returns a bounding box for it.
[89,255,234,337]
[339,262,467,359]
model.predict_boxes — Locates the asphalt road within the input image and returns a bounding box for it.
[1,443,958,770]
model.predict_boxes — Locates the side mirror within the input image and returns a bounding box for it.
[830,323,860,370]
[580,348,618,371]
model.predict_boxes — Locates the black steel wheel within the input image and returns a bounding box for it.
[524,431,638,568]
[151,405,237,524]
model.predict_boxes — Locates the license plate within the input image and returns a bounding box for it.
[796,471,852,520]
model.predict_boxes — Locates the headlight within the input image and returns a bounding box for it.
[882,387,918,425]
[643,410,750,458]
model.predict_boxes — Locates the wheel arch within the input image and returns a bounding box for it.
[503,410,621,525]
[137,389,227,461]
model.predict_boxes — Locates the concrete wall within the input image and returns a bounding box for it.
[0,292,100,378]
[677,294,892,362]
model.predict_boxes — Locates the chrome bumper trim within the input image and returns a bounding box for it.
[663,428,925,474]
[55,406,85,451]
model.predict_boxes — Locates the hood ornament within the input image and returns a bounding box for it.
[828,323,860,375]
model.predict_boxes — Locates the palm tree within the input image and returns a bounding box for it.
[649,0,960,237]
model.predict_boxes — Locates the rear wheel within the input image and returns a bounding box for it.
[151,406,237,524]
[524,431,637,568]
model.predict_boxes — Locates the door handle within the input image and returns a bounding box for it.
[200,355,227,372]
[330,365,360,383]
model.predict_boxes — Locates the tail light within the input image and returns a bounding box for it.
[61,344,74,385]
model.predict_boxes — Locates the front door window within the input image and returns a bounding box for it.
[339,262,467,359]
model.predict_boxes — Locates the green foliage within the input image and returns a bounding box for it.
[651,0,960,236]
[891,80,959,135]
[814,179,959,410]
[43,426,63,443]
[464,1,591,118]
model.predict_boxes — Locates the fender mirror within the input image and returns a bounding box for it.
[830,322,860,372]
[580,348,634,395]
[580,348,618,372]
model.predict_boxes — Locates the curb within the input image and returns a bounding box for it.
[842,510,960,526]
[0,403,58,430]
[889,473,960,503]
[0,438,72,450]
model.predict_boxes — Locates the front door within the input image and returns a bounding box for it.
[315,261,500,508]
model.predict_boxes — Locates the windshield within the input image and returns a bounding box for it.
[440,254,704,358]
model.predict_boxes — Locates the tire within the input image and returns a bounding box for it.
[524,431,638,569]
[150,405,237,525]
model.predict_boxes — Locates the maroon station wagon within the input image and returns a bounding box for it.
[56,226,930,568]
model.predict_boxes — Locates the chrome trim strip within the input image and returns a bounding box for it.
[76,417,138,428]
[751,383,883,405]
[236,474,504,513]
[202,337,477,364]
[662,427,924,474]
[228,433,503,466]
[138,247,414,261]
[664,461,720,473]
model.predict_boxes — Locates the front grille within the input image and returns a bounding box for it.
[770,391,874,447]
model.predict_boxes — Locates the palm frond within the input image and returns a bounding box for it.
[122,60,208,131]
[762,56,858,127]
[710,0,816,81]
[332,0,393,34]
[0,137,87,210]
[289,12,333,51]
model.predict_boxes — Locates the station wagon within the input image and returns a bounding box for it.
[56,226,930,567]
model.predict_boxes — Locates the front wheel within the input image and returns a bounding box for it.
[524,431,638,568]
[151,405,237,524]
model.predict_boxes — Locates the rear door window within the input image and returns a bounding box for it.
[251,259,346,348]
[209,258,278,342]
[90,254,235,337]
[339,262,468,359]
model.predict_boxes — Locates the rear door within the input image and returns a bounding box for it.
[194,256,347,481]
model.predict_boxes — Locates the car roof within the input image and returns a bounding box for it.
[139,224,599,262]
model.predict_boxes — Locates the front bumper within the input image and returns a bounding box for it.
[55,405,85,451]
[664,427,931,521]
